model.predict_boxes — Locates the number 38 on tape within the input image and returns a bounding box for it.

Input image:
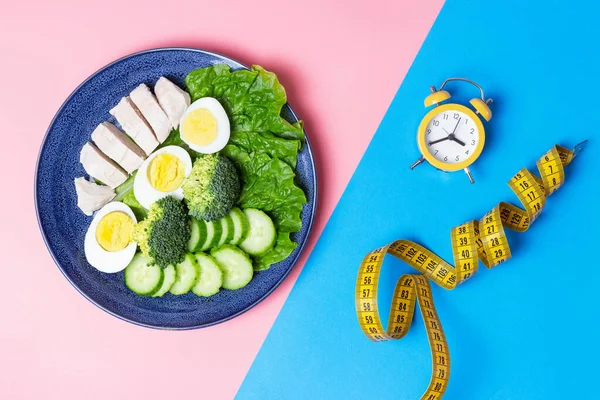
[355,142,586,400]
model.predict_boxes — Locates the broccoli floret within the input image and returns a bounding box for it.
[133,196,190,268]
[182,154,240,221]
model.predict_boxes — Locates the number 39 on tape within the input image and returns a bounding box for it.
[355,142,586,400]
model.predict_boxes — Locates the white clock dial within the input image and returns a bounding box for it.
[424,110,481,164]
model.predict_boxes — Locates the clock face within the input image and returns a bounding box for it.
[424,109,481,165]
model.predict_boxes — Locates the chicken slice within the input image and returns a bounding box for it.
[91,122,146,174]
[109,97,159,155]
[130,84,172,143]
[80,142,128,189]
[154,77,191,129]
[74,177,116,216]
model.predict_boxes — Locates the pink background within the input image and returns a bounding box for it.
[0,1,442,399]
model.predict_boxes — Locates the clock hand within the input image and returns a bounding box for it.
[452,137,466,146]
[428,137,449,146]
[448,117,466,146]
[441,127,465,146]
[451,117,461,134]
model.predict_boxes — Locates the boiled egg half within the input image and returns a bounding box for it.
[134,145,193,209]
[84,202,137,273]
[179,97,230,154]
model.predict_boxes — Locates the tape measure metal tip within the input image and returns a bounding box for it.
[573,140,588,157]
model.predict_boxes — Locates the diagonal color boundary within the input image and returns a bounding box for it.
[236,0,600,398]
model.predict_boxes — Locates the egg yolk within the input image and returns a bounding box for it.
[182,108,218,146]
[95,212,134,252]
[148,153,185,192]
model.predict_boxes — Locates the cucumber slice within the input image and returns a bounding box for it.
[152,265,177,297]
[125,253,164,296]
[187,218,207,252]
[200,220,221,251]
[192,253,223,297]
[229,207,250,245]
[211,245,254,290]
[169,254,200,295]
[239,209,276,256]
[202,220,223,251]
[198,220,213,252]
[187,218,200,251]
[218,216,235,246]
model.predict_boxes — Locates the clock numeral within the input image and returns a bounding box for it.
[471,140,476,145]
[454,113,460,119]
[434,150,439,155]
[465,149,470,155]
[443,114,448,120]
[465,118,469,124]
[470,128,475,134]
[427,128,431,135]
[433,120,440,126]
[455,155,460,161]
[444,156,448,161]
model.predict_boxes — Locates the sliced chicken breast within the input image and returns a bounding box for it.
[154,77,191,129]
[74,177,116,216]
[80,142,128,189]
[130,84,172,143]
[109,97,159,155]
[91,122,146,174]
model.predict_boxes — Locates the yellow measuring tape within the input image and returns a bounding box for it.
[354,142,586,400]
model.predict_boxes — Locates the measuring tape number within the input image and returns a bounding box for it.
[355,142,586,400]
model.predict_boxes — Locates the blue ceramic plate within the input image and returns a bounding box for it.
[35,48,317,329]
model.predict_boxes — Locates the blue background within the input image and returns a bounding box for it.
[237,0,600,398]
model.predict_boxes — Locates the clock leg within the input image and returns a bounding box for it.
[464,167,475,184]
[409,157,426,170]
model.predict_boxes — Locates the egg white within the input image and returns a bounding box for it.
[84,202,137,273]
[133,145,193,209]
[179,97,230,154]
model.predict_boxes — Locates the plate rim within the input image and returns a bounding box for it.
[34,47,318,330]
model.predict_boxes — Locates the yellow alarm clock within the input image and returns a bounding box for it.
[409,78,493,183]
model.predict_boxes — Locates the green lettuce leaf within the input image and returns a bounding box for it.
[253,232,298,271]
[222,144,306,233]
[113,174,135,201]
[185,63,231,101]
[112,171,147,220]
[122,189,147,221]
[213,69,258,114]
[230,131,300,168]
